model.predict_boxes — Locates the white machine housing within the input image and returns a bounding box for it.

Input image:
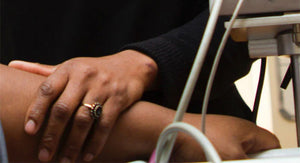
[209,0,300,15]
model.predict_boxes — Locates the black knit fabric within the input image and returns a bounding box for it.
[1,0,254,120]
[123,8,254,119]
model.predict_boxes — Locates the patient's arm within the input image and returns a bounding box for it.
[1,64,165,162]
[0,64,280,162]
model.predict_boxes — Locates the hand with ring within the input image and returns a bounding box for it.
[9,50,158,162]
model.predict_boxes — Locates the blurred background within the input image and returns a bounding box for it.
[235,56,297,148]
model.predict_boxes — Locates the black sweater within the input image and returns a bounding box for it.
[1,0,254,120]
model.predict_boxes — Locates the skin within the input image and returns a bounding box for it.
[0,64,280,162]
[8,50,158,162]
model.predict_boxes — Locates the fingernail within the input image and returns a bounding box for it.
[61,157,71,163]
[39,148,50,162]
[84,153,94,162]
[25,120,36,134]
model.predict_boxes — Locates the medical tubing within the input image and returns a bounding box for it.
[154,0,224,162]
[201,0,245,133]
[173,0,223,122]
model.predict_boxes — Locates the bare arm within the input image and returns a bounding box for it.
[0,64,280,162]
[0,63,164,162]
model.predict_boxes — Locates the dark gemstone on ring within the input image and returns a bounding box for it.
[90,103,102,119]
[94,104,102,117]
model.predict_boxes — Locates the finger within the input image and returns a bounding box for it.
[59,94,107,163]
[8,60,57,76]
[82,96,125,162]
[38,82,86,162]
[24,69,68,135]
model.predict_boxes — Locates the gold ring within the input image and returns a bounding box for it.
[83,102,103,119]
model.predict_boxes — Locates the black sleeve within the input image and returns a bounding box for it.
[122,8,255,116]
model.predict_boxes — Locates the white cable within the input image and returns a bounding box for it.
[155,122,221,163]
[201,0,245,133]
[154,1,246,162]
[173,0,223,123]
[154,1,224,162]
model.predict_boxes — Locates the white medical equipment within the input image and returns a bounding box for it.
[154,0,300,162]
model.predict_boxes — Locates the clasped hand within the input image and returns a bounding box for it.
[9,50,158,162]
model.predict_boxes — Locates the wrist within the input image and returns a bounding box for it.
[118,50,158,90]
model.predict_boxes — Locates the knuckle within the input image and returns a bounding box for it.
[39,81,54,97]
[52,102,71,121]
[28,108,43,120]
[112,86,121,96]
[74,114,92,130]
[41,134,57,150]
[81,65,96,77]
[99,74,110,85]
[111,82,127,97]
[111,82,119,92]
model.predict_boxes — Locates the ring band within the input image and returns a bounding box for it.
[83,102,103,119]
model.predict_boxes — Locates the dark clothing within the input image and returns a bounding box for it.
[1,0,254,120]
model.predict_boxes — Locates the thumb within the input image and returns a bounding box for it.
[8,60,57,76]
